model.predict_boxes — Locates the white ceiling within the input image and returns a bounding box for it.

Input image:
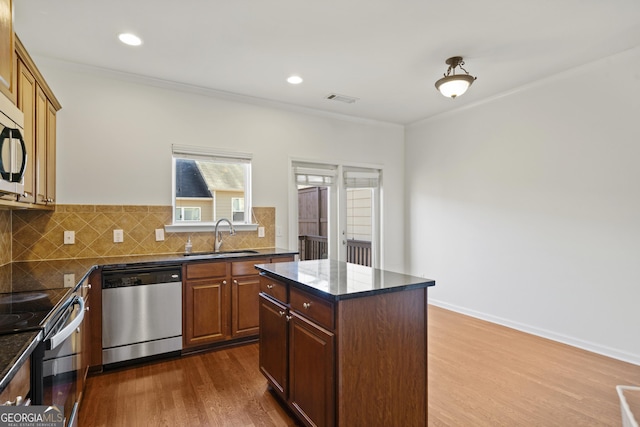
[13,0,640,125]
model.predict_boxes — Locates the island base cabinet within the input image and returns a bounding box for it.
[289,313,335,427]
[259,294,288,399]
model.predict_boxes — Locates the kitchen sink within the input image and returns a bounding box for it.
[183,249,260,258]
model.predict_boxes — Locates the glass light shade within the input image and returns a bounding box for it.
[435,74,475,98]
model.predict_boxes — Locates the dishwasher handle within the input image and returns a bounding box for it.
[48,296,85,350]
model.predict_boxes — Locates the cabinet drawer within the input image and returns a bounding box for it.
[186,261,228,280]
[290,287,334,331]
[231,258,268,276]
[260,276,287,303]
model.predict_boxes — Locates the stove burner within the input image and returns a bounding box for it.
[0,312,36,328]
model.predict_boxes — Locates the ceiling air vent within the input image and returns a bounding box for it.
[325,93,359,104]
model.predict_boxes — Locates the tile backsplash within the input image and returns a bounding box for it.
[0,210,11,266]
[11,205,276,262]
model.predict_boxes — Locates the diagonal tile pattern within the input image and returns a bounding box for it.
[11,205,276,261]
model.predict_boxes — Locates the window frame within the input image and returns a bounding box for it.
[166,145,257,232]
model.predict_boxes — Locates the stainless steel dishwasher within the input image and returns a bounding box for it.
[102,264,182,366]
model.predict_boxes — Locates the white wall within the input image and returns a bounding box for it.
[406,46,640,364]
[36,58,406,271]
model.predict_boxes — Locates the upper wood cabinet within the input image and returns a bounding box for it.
[0,0,15,103]
[16,58,35,203]
[14,36,60,208]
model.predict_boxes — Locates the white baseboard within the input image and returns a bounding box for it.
[428,299,640,367]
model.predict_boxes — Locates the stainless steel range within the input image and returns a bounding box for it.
[0,286,87,427]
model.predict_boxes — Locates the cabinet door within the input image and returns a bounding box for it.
[45,101,56,204]
[0,0,14,101]
[16,59,35,203]
[289,312,335,427]
[183,278,230,348]
[78,293,90,405]
[35,85,47,204]
[232,275,261,337]
[259,294,288,400]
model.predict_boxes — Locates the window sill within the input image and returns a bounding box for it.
[164,223,259,233]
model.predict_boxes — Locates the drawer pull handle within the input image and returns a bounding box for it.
[303,302,311,309]
[267,284,274,289]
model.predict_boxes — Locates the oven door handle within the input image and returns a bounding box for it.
[48,296,85,350]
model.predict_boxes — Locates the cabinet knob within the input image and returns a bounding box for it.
[303,302,311,309]
[85,283,92,289]
[285,315,293,322]
[85,306,90,312]
[222,280,227,285]
[278,311,285,317]
[233,280,238,285]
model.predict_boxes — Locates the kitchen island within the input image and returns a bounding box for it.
[255,259,436,427]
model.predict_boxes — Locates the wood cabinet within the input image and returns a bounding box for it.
[289,312,335,426]
[77,274,94,406]
[88,269,103,371]
[259,276,335,427]
[13,37,60,207]
[0,0,15,103]
[231,255,293,338]
[15,58,35,203]
[231,258,268,337]
[259,294,288,399]
[259,272,429,427]
[183,261,231,348]
[0,356,29,405]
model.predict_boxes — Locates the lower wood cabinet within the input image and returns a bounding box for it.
[259,294,288,398]
[231,258,268,338]
[259,279,336,427]
[184,255,295,350]
[289,312,335,427]
[259,273,429,427]
[183,261,230,348]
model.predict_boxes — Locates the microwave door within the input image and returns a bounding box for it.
[0,127,26,194]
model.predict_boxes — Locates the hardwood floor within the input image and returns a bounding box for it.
[79,344,299,427]
[428,305,640,426]
[79,306,640,426]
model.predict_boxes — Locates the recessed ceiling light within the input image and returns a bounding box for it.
[287,75,303,85]
[118,33,143,46]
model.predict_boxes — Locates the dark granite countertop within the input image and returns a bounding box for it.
[1,248,297,293]
[255,259,435,301]
[0,330,41,394]
[0,247,296,393]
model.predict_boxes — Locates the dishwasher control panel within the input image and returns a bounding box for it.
[102,266,182,289]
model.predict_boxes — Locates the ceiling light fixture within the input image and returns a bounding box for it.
[287,75,303,85]
[118,33,143,46]
[435,56,476,98]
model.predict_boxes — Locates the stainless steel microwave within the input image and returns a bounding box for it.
[0,93,26,196]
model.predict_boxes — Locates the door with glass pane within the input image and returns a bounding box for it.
[292,162,381,268]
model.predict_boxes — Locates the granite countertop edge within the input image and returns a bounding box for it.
[0,330,41,395]
[255,260,436,302]
[0,248,297,393]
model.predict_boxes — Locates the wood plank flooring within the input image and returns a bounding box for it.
[79,306,640,426]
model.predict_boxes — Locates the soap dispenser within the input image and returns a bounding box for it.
[185,236,192,254]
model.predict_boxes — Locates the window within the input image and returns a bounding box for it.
[231,197,245,222]
[172,145,252,225]
[175,206,201,222]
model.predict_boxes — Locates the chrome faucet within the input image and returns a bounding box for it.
[214,218,235,252]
